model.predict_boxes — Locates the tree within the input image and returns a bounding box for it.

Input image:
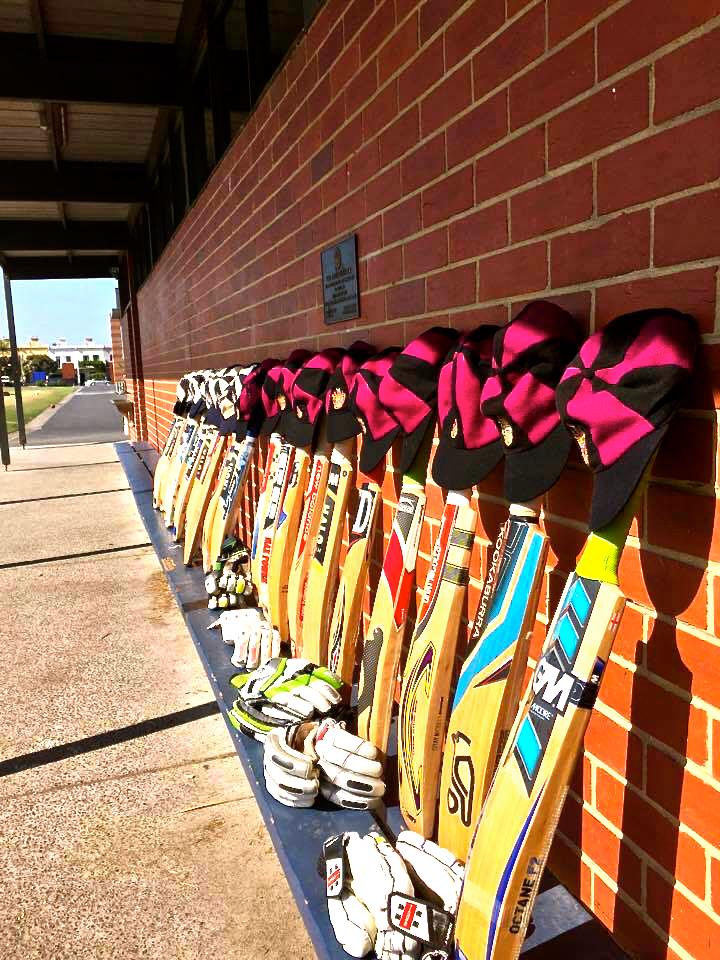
[28,354,60,376]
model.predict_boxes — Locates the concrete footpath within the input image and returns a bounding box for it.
[0,441,313,960]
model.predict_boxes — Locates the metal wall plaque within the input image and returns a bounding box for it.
[321,234,360,325]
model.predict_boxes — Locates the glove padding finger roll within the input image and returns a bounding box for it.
[319,779,383,811]
[263,723,319,808]
[324,833,376,958]
[394,832,465,916]
[311,718,386,808]
[346,833,418,960]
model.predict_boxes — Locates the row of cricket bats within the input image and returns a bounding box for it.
[147,346,660,960]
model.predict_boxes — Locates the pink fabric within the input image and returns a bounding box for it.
[237,358,276,419]
[381,377,431,432]
[355,352,400,438]
[437,358,453,426]
[590,317,694,385]
[503,377,558,444]
[566,380,654,466]
[454,353,500,447]
[292,348,344,425]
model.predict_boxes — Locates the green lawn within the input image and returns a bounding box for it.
[1,386,76,433]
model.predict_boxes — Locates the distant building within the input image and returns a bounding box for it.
[0,336,51,361]
[49,337,113,379]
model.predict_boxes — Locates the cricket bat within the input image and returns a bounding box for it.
[454,488,640,960]
[266,442,311,639]
[182,429,229,564]
[326,456,386,683]
[250,433,282,599]
[438,500,548,862]
[153,413,184,509]
[397,491,477,838]
[355,438,432,754]
[172,420,212,538]
[287,433,332,654]
[161,414,201,524]
[202,431,257,571]
[296,438,355,665]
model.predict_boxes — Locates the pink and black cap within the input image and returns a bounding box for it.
[481,301,581,502]
[353,348,403,473]
[283,347,346,447]
[234,358,277,440]
[433,325,503,490]
[379,327,460,473]
[557,308,698,530]
[325,340,376,443]
[260,349,313,435]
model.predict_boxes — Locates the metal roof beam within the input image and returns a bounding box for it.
[0,161,147,203]
[3,256,121,280]
[0,220,129,251]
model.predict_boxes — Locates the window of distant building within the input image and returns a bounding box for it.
[66,356,71,362]
[93,354,99,360]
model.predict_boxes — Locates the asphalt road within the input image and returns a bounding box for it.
[22,384,126,446]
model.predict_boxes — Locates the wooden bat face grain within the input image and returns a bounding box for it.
[288,447,331,655]
[183,432,229,565]
[153,416,183,509]
[397,496,477,838]
[438,516,548,862]
[257,442,295,613]
[250,435,282,598]
[161,419,198,520]
[170,422,209,535]
[356,482,427,754]
[454,576,624,960]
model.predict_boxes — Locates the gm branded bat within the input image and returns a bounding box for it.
[182,428,229,564]
[266,441,311,640]
[326,457,385,683]
[202,432,257,571]
[296,438,355,665]
[438,500,548,862]
[397,491,477,838]
[287,433,331,654]
[454,490,639,960]
[355,441,431,754]
[250,433,282,602]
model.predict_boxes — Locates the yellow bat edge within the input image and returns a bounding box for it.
[288,449,331,655]
[203,438,241,571]
[455,582,624,960]
[438,521,549,863]
[397,496,477,838]
[153,416,182,508]
[173,425,211,538]
[267,446,311,640]
[159,420,192,517]
[327,478,383,682]
[183,433,228,565]
[298,440,355,666]
[162,421,199,523]
[250,434,282,593]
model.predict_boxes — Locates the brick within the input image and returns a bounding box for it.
[585,710,644,786]
[598,657,637,718]
[478,241,548,300]
[349,138,381,189]
[317,21,344,78]
[334,115,363,165]
[387,278,425,318]
[362,82,398,140]
[311,142,334,182]
[633,673,708,764]
[446,90,508,168]
[598,110,720,215]
[610,603,645,664]
[444,0,505,69]
[359,0,396,62]
[581,810,643,904]
[404,227,448,277]
[618,544,708,630]
[427,263,476,310]
[547,0,610,45]
[596,267,717,335]
[367,246,403,288]
[402,133,446,194]
[346,57,378,117]
[448,202,508,261]
[420,62,473,138]
[653,415,716,486]
[419,0,459,44]
[366,164,402,216]
[475,125,545,202]
[379,106,420,167]
[472,5,546,102]
[598,0,720,80]
[336,187,365,234]
[655,26,720,123]
[551,210,650,287]
[646,868,720,959]
[646,618,720,710]
[399,36,444,109]
[383,194,422,244]
[510,33,595,130]
[422,164,474,227]
[647,485,720,564]
[331,39,360,99]
[676,829,709,900]
[378,12,419,83]
[512,165,593,242]
[655,188,720,268]
[713,856,720,916]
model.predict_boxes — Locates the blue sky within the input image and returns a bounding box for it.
[0,279,118,346]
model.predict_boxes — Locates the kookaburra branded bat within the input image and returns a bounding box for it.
[250,433,282,604]
[355,441,431,755]
[397,490,477,838]
[327,456,386,683]
[202,431,258,571]
[454,490,640,960]
[287,433,331,655]
[182,428,229,565]
[296,438,355,665]
[438,499,548,862]
[266,441,311,640]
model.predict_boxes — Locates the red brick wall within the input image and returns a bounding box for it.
[133,2,720,956]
